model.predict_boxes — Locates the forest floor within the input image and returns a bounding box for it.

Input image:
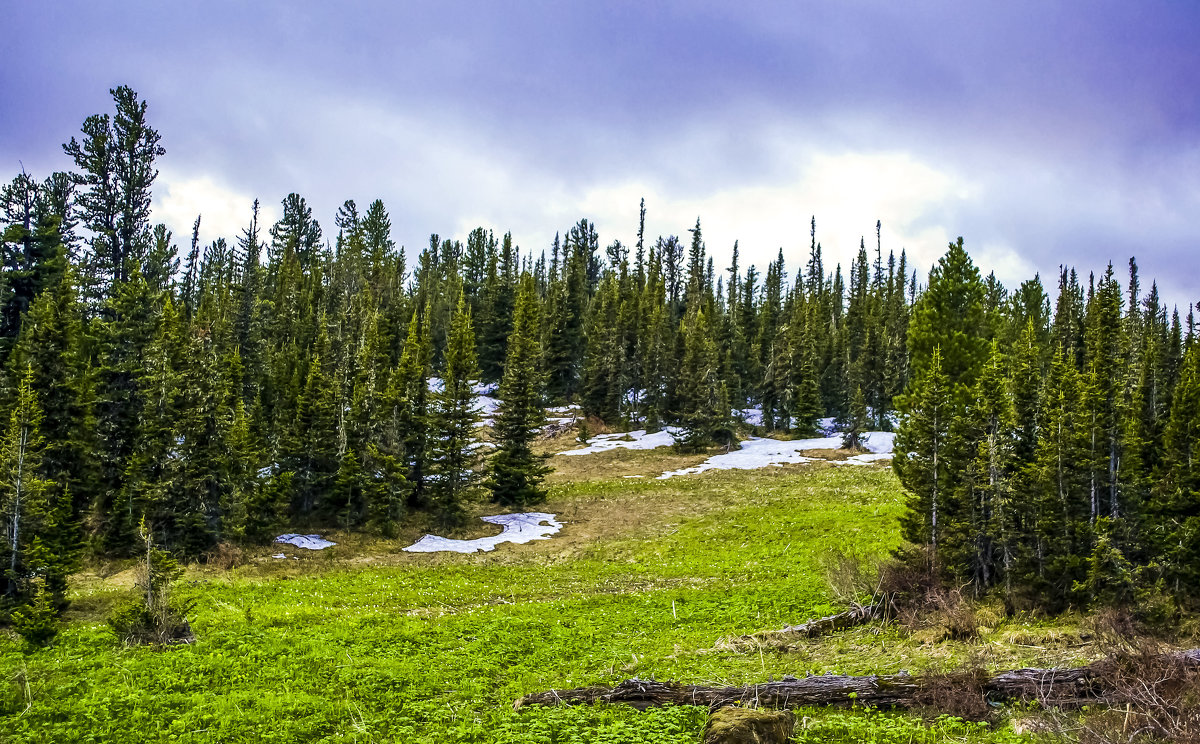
[0,436,1186,742]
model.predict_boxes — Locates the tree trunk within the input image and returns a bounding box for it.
[515,650,1200,712]
[721,604,882,650]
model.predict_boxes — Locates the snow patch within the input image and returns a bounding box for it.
[476,395,501,421]
[737,407,763,426]
[833,452,895,465]
[472,381,498,396]
[274,534,337,550]
[402,513,562,554]
[657,437,819,479]
[656,430,894,479]
[559,427,680,456]
[861,431,895,454]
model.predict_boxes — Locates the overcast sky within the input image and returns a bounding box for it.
[4,1,1199,308]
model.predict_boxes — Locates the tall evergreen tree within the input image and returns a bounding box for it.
[487,277,551,506]
[429,295,482,527]
[0,367,56,603]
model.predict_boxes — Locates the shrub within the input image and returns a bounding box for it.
[107,522,196,645]
[11,577,58,648]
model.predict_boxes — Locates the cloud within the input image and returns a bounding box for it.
[152,169,276,252]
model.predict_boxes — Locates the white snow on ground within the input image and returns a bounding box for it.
[832,431,896,465]
[656,430,895,479]
[274,534,337,550]
[737,407,764,426]
[833,452,894,465]
[559,427,681,456]
[862,431,895,454]
[426,378,501,423]
[476,395,501,421]
[657,437,819,479]
[402,513,562,554]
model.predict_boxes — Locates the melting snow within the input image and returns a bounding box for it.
[656,431,895,479]
[560,427,680,456]
[274,534,337,550]
[402,513,562,554]
[861,431,895,454]
[737,407,763,426]
[657,437,819,479]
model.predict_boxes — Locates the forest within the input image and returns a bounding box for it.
[1,85,1198,648]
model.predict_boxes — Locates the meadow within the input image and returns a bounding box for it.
[0,454,1078,742]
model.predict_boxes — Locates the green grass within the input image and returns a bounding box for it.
[0,463,1058,742]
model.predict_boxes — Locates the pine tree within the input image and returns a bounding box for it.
[1027,350,1089,606]
[92,268,160,551]
[62,85,164,301]
[673,309,733,452]
[8,265,93,565]
[388,309,432,511]
[841,386,869,450]
[957,340,1017,597]
[1156,344,1200,592]
[429,295,482,527]
[905,238,989,400]
[895,347,953,555]
[581,271,626,424]
[281,323,340,518]
[487,277,552,507]
[0,367,55,603]
[787,305,823,436]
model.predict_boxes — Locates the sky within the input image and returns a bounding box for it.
[4,1,1199,308]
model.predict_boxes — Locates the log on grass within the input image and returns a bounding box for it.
[515,649,1200,712]
[722,603,882,649]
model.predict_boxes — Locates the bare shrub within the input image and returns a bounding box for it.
[911,666,992,722]
[1037,644,1200,743]
[873,547,980,641]
[1087,606,1142,648]
[204,542,246,571]
[821,549,877,606]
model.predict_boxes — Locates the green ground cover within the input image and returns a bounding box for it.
[1,463,1059,742]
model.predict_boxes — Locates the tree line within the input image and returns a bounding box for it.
[0,88,912,616]
[894,240,1200,613]
[2,86,1195,623]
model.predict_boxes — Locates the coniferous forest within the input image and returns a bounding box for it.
[2,85,1199,633]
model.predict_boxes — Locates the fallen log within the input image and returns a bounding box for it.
[515,649,1200,712]
[720,603,882,650]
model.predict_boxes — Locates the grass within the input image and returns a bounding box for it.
[0,456,1069,742]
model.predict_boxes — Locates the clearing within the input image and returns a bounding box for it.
[0,438,1107,742]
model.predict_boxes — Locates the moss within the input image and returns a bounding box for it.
[702,707,795,743]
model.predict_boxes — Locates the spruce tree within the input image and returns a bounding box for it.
[841,386,869,450]
[430,295,482,527]
[0,367,55,603]
[1156,344,1200,592]
[487,277,552,507]
[894,347,953,555]
[673,309,733,452]
[1027,350,1089,606]
[905,238,989,400]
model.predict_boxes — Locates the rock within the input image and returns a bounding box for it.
[701,707,795,744]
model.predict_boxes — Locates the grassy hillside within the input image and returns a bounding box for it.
[1,459,1068,742]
